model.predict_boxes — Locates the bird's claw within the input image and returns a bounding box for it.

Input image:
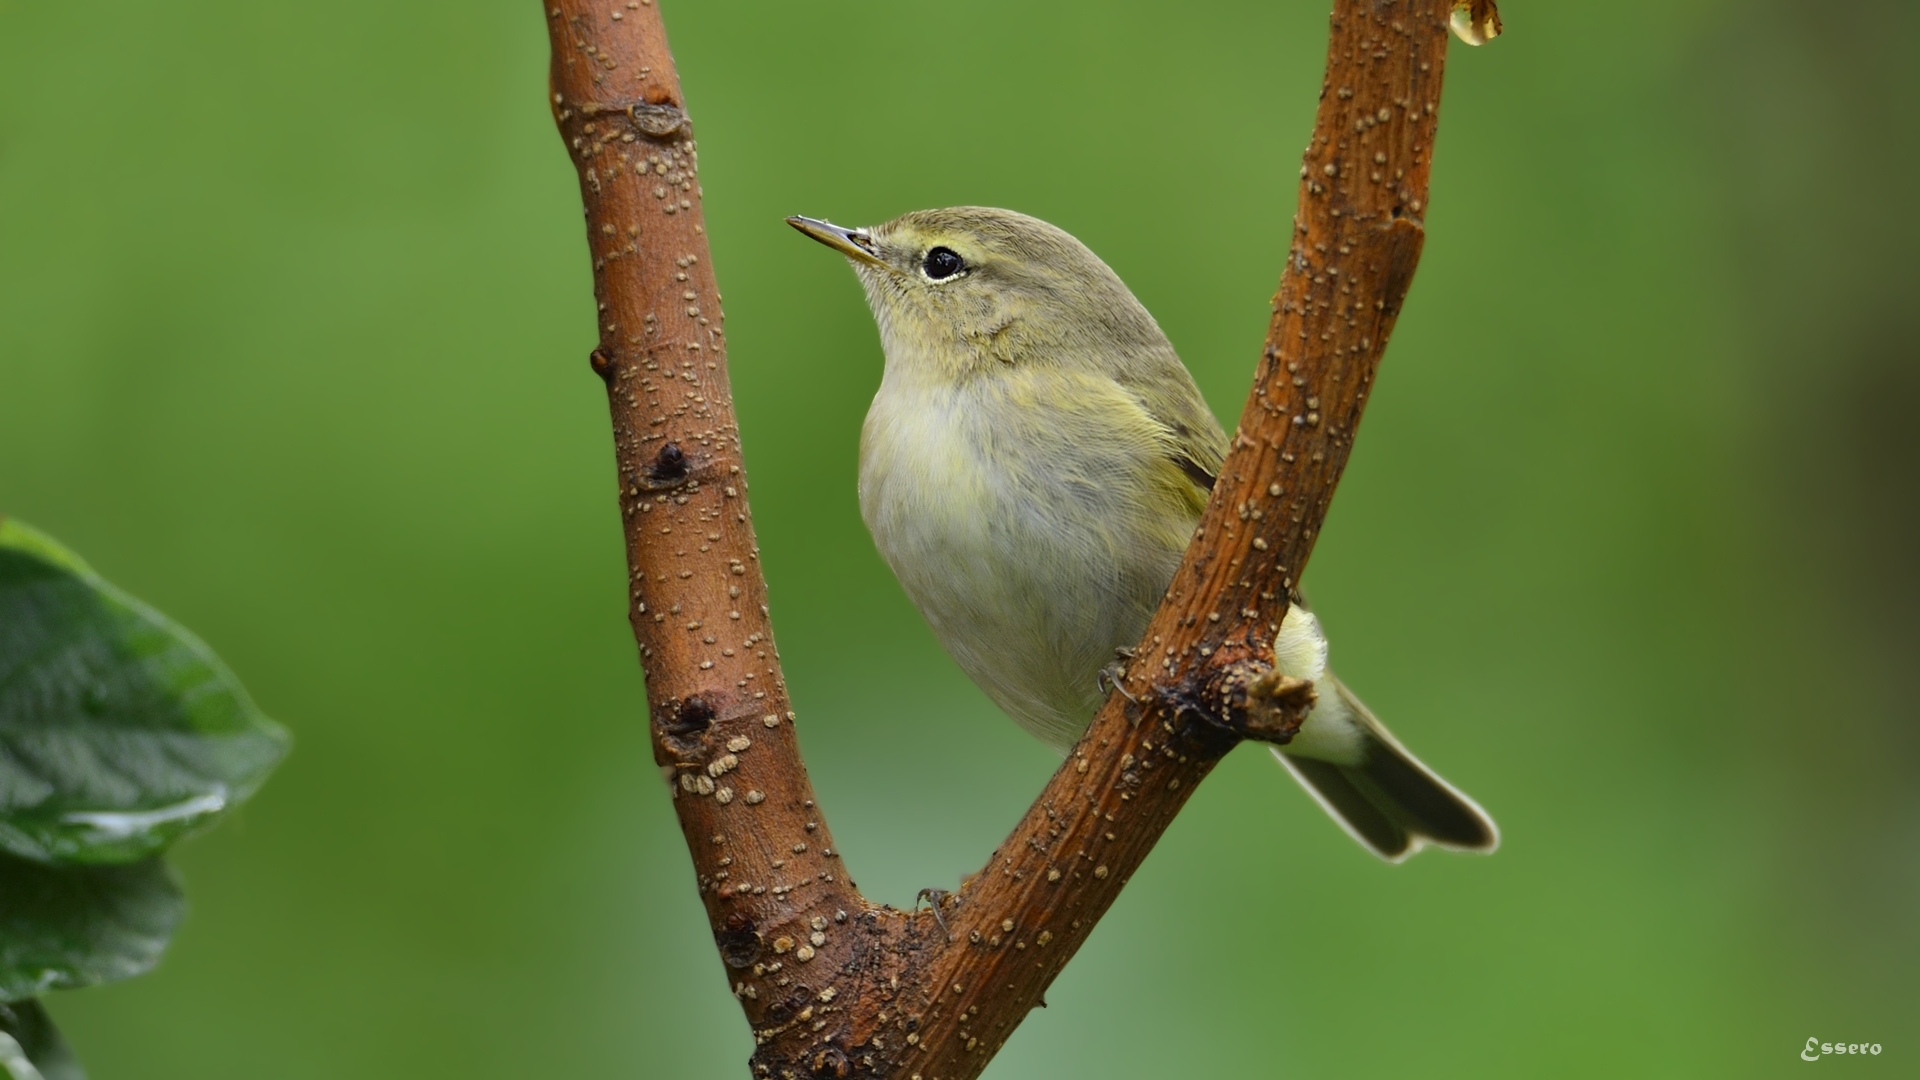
[1097,659,1141,704]
[915,887,953,941]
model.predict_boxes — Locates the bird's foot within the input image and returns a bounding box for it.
[1097,654,1141,705]
[915,887,954,941]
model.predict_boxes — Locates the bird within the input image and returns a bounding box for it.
[787,206,1497,862]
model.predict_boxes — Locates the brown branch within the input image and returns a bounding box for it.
[544,1,1474,1077]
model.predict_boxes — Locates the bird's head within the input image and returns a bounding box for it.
[787,206,1164,375]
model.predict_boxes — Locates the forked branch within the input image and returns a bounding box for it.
[544,2,1475,1076]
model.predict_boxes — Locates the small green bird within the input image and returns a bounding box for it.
[789,207,1497,862]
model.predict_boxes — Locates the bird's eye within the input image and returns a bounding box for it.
[922,246,965,280]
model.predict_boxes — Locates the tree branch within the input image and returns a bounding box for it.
[544,1,1473,1077]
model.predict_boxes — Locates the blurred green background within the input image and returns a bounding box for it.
[2,0,1914,1075]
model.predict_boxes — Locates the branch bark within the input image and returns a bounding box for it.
[544,2,1471,1077]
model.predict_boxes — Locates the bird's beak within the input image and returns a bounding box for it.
[786,215,884,267]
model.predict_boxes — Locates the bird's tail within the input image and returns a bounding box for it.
[1272,675,1499,862]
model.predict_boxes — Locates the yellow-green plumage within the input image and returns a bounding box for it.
[846,208,1219,748]
[790,206,1497,861]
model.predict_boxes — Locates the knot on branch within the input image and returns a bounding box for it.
[625,439,707,495]
[647,440,689,484]
[628,101,689,137]
[653,691,776,769]
[1208,661,1316,745]
[569,96,689,139]
[656,693,718,761]
[717,910,763,969]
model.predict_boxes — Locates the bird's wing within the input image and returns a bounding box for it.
[1115,346,1228,498]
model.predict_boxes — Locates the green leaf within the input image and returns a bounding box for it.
[0,519,289,865]
[0,1000,85,1080]
[0,853,182,1002]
